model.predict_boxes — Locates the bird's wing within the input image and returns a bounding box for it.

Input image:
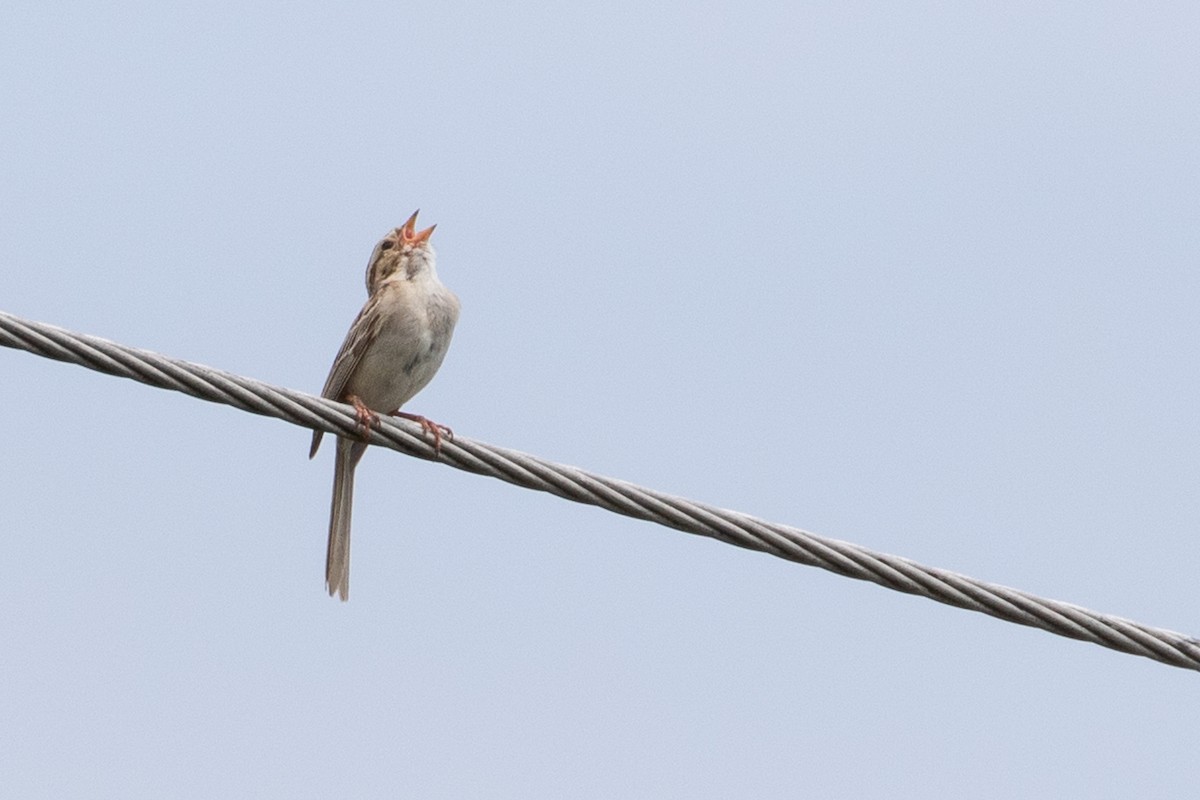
[309,294,386,458]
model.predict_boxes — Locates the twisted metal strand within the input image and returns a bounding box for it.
[2,309,1197,671]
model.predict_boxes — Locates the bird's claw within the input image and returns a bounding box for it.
[390,410,453,455]
[349,395,380,441]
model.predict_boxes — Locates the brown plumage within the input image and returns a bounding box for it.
[310,211,460,600]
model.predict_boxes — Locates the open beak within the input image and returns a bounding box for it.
[401,209,436,245]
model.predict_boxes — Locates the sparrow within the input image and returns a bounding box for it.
[309,210,460,600]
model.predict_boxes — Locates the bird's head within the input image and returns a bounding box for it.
[364,209,437,292]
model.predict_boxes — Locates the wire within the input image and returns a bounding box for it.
[2,308,1197,671]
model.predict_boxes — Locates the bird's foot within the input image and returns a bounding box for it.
[348,395,381,441]
[389,410,453,455]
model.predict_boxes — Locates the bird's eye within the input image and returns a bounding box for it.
[379,240,395,251]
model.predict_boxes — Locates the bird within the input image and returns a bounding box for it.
[309,210,460,600]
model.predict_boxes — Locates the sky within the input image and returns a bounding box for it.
[2,2,1199,797]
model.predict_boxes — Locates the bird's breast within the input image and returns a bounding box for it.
[343,279,459,412]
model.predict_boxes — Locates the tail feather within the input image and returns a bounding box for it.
[326,437,367,601]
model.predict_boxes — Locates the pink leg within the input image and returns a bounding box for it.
[390,410,454,455]
[347,394,380,440]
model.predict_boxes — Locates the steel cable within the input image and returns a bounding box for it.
[2,309,1197,671]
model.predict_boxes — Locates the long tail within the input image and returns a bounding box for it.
[326,437,368,601]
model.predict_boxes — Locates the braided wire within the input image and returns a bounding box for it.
[2,308,1198,671]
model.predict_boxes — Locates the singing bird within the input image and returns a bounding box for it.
[310,211,460,600]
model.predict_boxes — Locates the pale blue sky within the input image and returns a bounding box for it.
[3,2,1198,797]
